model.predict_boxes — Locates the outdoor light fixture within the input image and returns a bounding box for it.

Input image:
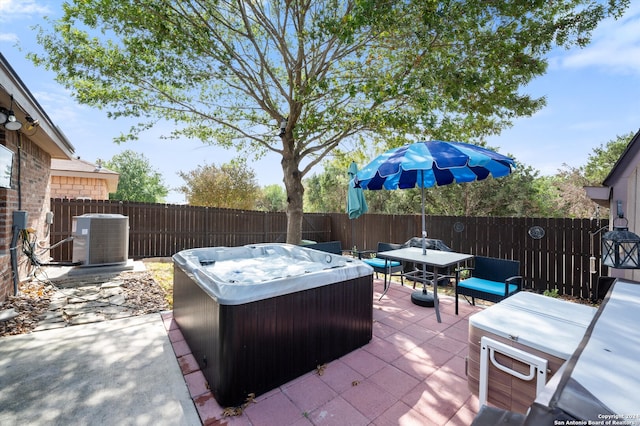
[2,95,22,131]
[24,115,39,132]
[601,216,640,269]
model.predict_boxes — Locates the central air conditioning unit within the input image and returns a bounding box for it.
[72,214,129,266]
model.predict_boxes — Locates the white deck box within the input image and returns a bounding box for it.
[467,292,596,414]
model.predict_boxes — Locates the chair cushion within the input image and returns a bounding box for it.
[458,277,518,296]
[363,258,401,269]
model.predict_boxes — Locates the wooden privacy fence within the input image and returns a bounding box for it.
[330,213,608,299]
[49,199,330,262]
[49,198,608,299]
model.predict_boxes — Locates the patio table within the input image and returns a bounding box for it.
[377,247,473,322]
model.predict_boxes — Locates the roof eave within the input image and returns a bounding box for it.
[0,53,75,159]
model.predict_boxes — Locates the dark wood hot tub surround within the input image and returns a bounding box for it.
[173,265,373,407]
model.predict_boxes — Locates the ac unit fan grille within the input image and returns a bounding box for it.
[87,219,128,265]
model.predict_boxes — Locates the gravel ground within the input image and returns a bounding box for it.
[0,270,169,338]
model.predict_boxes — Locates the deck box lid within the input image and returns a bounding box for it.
[469,292,597,359]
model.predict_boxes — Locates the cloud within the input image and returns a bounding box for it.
[0,32,18,43]
[559,4,640,75]
[31,87,86,123]
[0,0,50,22]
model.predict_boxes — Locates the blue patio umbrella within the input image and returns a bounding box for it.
[355,140,515,304]
[346,162,368,219]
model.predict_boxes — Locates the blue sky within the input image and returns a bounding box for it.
[1,1,640,204]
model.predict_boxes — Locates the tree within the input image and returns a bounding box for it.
[584,132,634,185]
[549,165,599,218]
[257,185,287,212]
[541,131,634,219]
[304,161,348,213]
[104,150,168,202]
[419,163,544,217]
[178,158,259,209]
[30,0,629,242]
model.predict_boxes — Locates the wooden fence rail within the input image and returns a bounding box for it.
[49,198,608,299]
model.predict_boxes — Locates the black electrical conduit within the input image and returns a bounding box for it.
[7,134,77,293]
[10,224,20,295]
[9,133,22,295]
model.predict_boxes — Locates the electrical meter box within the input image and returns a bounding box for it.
[12,211,27,229]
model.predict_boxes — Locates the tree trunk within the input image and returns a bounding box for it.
[281,137,304,244]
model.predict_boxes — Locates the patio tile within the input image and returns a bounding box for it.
[395,306,429,322]
[289,417,314,426]
[372,307,391,322]
[369,364,420,399]
[309,396,370,426]
[167,327,185,343]
[184,370,210,398]
[365,336,407,363]
[415,315,454,332]
[428,332,468,354]
[444,321,472,344]
[454,300,488,317]
[384,292,418,309]
[253,385,283,403]
[192,393,235,425]
[283,373,338,413]
[162,278,484,425]
[439,313,465,326]
[281,370,315,390]
[440,355,468,380]
[244,391,305,426]
[171,338,191,357]
[161,314,179,331]
[177,353,199,375]
[446,395,480,426]
[340,378,397,421]
[372,401,438,426]
[377,311,415,330]
[384,330,423,353]
[318,359,365,394]
[413,343,456,369]
[403,380,468,425]
[427,368,472,398]
[372,319,398,338]
[373,303,406,316]
[392,348,438,380]
[400,321,439,343]
[341,347,387,378]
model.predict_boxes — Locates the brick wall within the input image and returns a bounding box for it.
[50,175,110,200]
[0,130,52,302]
[0,186,18,302]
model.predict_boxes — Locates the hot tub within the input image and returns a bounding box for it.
[172,243,373,407]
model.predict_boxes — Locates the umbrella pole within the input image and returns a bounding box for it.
[421,174,426,256]
[412,172,434,306]
[421,182,427,293]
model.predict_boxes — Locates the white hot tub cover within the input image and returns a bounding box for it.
[173,243,373,305]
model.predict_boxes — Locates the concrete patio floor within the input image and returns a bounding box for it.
[167,278,484,425]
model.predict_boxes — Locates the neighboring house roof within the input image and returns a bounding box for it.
[585,129,640,208]
[51,157,119,193]
[0,52,74,159]
[602,129,640,188]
